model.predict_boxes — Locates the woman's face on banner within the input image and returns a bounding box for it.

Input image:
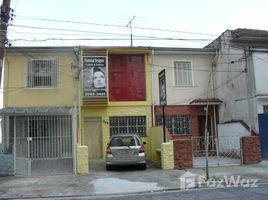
[93,71,105,89]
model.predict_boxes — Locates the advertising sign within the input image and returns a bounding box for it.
[158,69,167,106]
[83,56,107,98]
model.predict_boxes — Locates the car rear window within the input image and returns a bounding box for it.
[109,136,140,147]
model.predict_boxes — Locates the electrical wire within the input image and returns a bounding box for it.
[9,24,213,42]
[14,14,218,37]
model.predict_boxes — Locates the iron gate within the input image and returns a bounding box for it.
[15,115,73,175]
[192,135,241,167]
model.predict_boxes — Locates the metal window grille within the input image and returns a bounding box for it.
[173,61,192,86]
[27,58,58,88]
[264,105,268,114]
[156,114,191,135]
[109,116,146,136]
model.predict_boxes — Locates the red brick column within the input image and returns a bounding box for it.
[241,136,261,164]
[173,138,193,169]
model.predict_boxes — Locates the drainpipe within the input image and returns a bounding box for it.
[151,48,155,126]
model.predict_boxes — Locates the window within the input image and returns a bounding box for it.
[173,61,193,87]
[27,58,58,88]
[264,105,268,114]
[109,116,146,136]
[156,115,192,135]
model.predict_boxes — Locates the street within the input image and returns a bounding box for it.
[64,182,268,200]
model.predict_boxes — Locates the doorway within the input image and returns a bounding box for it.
[198,115,212,151]
[84,118,102,160]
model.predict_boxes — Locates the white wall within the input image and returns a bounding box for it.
[253,52,268,94]
[152,52,214,105]
[257,98,268,114]
[217,122,250,151]
[214,31,251,129]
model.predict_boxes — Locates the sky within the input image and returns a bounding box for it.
[4,0,268,48]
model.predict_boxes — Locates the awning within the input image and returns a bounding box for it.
[0,107,73,116]
[190,98,223,105]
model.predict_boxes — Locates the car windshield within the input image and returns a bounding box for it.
[109,136,140,147]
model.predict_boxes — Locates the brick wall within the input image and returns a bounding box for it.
[173,138,193,169]
[154,105,217,138]
[241,136,261,164]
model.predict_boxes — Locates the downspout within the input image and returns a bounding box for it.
[151,48,155,126]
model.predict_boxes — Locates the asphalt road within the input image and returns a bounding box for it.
[44,182,268,200]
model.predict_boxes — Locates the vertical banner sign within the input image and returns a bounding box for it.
[159,69,167,142]
[83,56,107,98]
[158,69,167,106]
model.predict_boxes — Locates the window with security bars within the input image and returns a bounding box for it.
[109,116,146,136]
[173,61,193,86]
[156,115,191,135]
[264,105,268,113]
[27,59,58,88]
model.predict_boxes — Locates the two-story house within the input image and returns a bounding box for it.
[208,28,268,159]
[151,47,219,142]
[80,47,152,163]
[1,47,77,175]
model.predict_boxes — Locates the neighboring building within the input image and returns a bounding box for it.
[208,29,268,133]
[151,47,220,141]
[1,47,76,175]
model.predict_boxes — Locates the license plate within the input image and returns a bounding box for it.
[120,150,132,154]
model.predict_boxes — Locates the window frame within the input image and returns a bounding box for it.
[263,105,268,114]
[109,116,147,137]
[155,114,192,135]
[26,58,59,89]
[172,60,194,87]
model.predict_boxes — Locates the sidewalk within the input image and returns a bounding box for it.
[0,161,268,199]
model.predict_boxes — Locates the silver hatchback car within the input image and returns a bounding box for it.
[106,134,146,170]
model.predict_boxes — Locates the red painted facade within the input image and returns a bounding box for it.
[108,54,146,101]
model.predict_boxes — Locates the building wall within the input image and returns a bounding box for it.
[212,32,268,133]
[154,105,217,138]
[4,51,74,108]
[80,49,152,161]
[213,31,251,127]
[253,52,268,95]
[152,53,214,105]
[81,105,152,160]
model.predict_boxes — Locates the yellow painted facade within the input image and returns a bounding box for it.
[76,145,89,174]
[161,141,174,170]
[81,105,152,160]
[4,50,75,107]
[149,126,164,165]
[80,48,153,161]
[4,47,155,173]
